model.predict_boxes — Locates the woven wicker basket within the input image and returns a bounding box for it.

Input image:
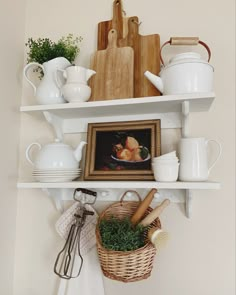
[96,190,161,282]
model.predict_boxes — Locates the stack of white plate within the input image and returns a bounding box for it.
[32,168,82,183]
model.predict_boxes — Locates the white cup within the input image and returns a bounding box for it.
[152,151,177,160]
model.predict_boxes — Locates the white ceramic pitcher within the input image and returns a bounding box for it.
[23,57,71,105]
[179,137,222,181]
[58,65,96,103]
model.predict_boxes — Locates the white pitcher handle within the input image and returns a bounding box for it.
[206,139,222,174]
[23,62,44,95]
[25,142,42,166]
[55,69,66,89]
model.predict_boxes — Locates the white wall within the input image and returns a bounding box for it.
[0,0,26,294]
[15,0,235,294]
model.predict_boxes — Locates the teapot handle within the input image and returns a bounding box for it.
[206,139,222,175]
[160,37,211,65]
[25,142,42,166]
[23,62,44,94]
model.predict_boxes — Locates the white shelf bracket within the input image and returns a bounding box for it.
[43,111,64,141]
[42,188,73,213]
[185,189,193,218]
[182,101,190,137]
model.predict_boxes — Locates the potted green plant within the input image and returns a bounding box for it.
[23,34,83,105]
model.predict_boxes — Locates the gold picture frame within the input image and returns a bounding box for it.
[84,120,161,180]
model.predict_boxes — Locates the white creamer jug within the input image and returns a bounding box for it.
[58,66,96,103]
[179,137,222,181]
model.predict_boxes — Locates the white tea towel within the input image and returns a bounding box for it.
[55,202,98,256]
[57,247,105,295]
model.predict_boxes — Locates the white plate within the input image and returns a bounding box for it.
[33,173,81,177]
[32,172,81,176]
[34,176,80,182]
[33,169,81,172]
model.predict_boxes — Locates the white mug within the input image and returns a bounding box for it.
[179,137,222,181]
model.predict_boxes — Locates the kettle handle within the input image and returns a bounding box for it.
[25,142,42,166]
[23,62,44,94]
[206,139,222,175]
[160,37,211,65]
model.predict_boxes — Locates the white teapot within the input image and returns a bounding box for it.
[144,37,214,95]
[25,139,87,170]
[58,65,96,103]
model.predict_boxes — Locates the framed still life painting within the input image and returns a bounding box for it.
[84,119,161,180]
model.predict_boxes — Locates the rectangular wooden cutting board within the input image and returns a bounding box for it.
[119,17,161,98]
[89,29,134,101]
[97,0,160,98]
[97,0,130,50]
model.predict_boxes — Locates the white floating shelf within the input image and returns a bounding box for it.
[17,180,220,190]
[21,92,215,119]
[17,180,220,218]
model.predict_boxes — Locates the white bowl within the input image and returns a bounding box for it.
[152,158,179,164]
[153,151,177,160]
[152,162,179,182]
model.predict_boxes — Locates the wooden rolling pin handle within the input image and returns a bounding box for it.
[131,188,157,225]
[139,199,170,227]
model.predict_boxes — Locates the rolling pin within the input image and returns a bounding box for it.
[130,188,157,225]
[139,199,170,227]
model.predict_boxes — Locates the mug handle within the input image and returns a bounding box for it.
[25,142,42,166]
[206,139,222,174]
[23,62,44,95]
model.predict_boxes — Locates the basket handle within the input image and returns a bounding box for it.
[160,37,211,65]
[120,190,142,205]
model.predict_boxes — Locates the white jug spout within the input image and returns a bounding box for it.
[86,69,96,82]
[144,70,164,94]
[73,141,87,164]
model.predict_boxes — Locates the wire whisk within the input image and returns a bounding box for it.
[54,188,97,279]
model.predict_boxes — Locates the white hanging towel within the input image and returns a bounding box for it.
[55,202,105,295]
[57,247,105,295]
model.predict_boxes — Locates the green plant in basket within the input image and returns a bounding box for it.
[99,216,147,251]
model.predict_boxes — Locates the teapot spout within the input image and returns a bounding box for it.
[144,71,164,94]
[86,69,96,82]
[74,141,87,165]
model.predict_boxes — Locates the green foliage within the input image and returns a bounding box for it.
[25,34,83,65]
[99,216,146,251]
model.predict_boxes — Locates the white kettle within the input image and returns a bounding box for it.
[144,37,214,95]
[58,66,96,103]
[25,139,87,170]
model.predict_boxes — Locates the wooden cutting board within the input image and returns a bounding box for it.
[97,0,129,50]
[119,17,161,98]
[89,29,134,101]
